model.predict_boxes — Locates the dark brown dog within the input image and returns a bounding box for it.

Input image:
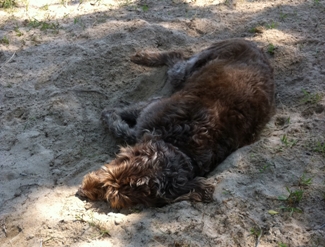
[77,39,275,209]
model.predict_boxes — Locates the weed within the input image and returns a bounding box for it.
[118,0,133,7]
[278,187,304,215]
[280,205,303,215]
[286,117,291,124]
[281,134,298,148]
[250,227,262,237]
[286,187,304,204]
[14,27,23,36]
[40,4,49,10]
[60,0,70,6]
[74,17,86,29]
[90,0,102,5]
[266,21,277,29]
[249,27,257,33]
[222,189,232,195]
[22,0,29,11]
[28,19,42,28]
[314,0,320,4]
[40,21,59,31]
[75,212,110,238]
[23,116,38,129]
[279,12,288,21]
[0,36,9,45]
[314,141,325,155]
[249,26,264,34]
[267,43,275,55]
[259,163,271,173]
[278,243,288,247]
[299,173,312,187]
[28,19,59,32]
[250,226,262,246]
[0,0,15,8]
[142,4,149,12]
[129,207,143,213]
[301,89,322,104]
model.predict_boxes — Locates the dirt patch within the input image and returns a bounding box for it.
[0,0,325,246]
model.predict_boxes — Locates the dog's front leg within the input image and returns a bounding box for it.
[101,104,143,144]
[172,177,215,203]
[101,100,159,144]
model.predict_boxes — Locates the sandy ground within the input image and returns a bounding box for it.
[0,0,325,246]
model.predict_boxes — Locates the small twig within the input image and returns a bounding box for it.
[318,223,325,230]
[70,89,108,99]
[5,52,16,64]
[2,224,7,237]
[255,230,262,247]
[40,239,43,247]
[248,217,263,247]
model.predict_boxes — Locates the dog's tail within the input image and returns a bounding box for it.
[130,51,184,67]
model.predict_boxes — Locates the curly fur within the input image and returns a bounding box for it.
[77,39,275,209]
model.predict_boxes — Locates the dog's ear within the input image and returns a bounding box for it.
[173,177,215,203]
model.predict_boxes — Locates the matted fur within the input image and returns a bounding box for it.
[77,39,275,209]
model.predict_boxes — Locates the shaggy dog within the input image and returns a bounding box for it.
[77,39,275,209]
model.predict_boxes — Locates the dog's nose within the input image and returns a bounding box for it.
[76,187,86,199]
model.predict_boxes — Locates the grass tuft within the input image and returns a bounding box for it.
[0,36,9,45]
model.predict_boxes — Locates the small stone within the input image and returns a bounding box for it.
[114,217,123,225]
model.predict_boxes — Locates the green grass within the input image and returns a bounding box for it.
[259,163,272,173]
[314,141,325,155]
[75,212,110,238]
[299,173,313,187]
[267,43,275,55]
[281,134,298,148]
[0,36,9,45]
[14,27,23,36]
[266,21,278,29]
[279,12,288,21]
[28,19,60,32]
[250,227,262,237]
[142,4,149,12]
[0,0,16,8]
[278,187,304,216]
[40,4,49,10]
[301,89,322,104]
[118,0,133,7]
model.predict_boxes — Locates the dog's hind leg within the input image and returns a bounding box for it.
[130,46,225,89]
[131,51,184,67]
[131,51,189,89]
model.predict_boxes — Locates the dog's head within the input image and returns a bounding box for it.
[78,142,162,209]
[77,140,215,208]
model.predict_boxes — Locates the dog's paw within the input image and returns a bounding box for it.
[130,52,152,65]
[101,109,120,128]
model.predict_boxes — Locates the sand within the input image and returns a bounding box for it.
[0,0,324,246]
